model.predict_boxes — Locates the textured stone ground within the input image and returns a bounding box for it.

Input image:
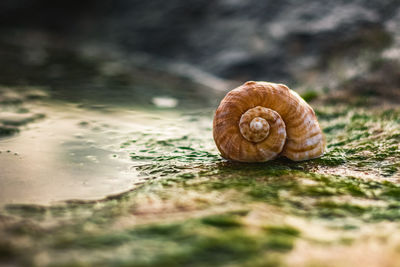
[1,84,400,266]
[1,2,400,265]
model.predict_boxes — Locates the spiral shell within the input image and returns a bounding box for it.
[213,81,325,162]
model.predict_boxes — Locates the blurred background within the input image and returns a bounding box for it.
[1,0,400,106]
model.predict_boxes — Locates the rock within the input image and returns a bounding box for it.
[0,89,24,104]
[343,60,400,103]
[0,112,45,126]
[1,0,400,84]
[23,88,49,100]
[0,87,49,103]
[0,124,19,136]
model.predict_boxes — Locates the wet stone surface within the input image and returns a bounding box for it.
[1,2,400,264]
[0,87,48,138]
[0,83,400,267]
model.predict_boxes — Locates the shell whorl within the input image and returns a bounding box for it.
[213,81,325,162]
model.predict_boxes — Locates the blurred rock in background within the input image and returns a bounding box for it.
[0,0,400,101]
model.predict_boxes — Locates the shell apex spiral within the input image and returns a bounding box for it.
[213,81,325,162]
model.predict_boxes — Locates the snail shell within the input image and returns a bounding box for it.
[213,81,325,162]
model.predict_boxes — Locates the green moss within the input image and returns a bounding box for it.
[201,214,243,228]
[2,104,400,266]
[315,201,366,218]
[0,125,19,136]
[297,186,337,197]
[134,224,184,237]
[301,90,319,102]
[339,237,354,245]
[0,241,16,260]
[381,165,398,176]
[56,233,132,249]
[309,174,368,197]
[187,232,260,264]
[312,107,400,176]
[381,186,400,201]
[369,209,400,221]
[314,156,347,166]
[264,235,296,251]
[264,225,300,237]
[323,123,346,134]
[47,262,88,267]
[47,216,290,266]
[388,133,400,140]
[5,204,47,220]
[189,166,400,221]
[341,224,359,230]
[314,109,349,120]
[178,173,196,179]
[262,225,300,252]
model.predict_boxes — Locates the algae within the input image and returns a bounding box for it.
[1,88,400,266]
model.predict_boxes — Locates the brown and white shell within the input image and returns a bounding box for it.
[213,81,325,162]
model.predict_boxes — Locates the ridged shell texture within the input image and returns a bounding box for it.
[213,81,325,162]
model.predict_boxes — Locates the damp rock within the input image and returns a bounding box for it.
[24,88,49,100]
[0,124,19,136]
[0,89,24,104]
[0,112,45,126]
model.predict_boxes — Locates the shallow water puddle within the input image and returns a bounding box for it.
[0,101,213,205]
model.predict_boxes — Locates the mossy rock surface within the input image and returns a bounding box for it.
[1,81,400,267]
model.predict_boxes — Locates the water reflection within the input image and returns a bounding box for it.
[0,101,202,205]
[0,37,225,206]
